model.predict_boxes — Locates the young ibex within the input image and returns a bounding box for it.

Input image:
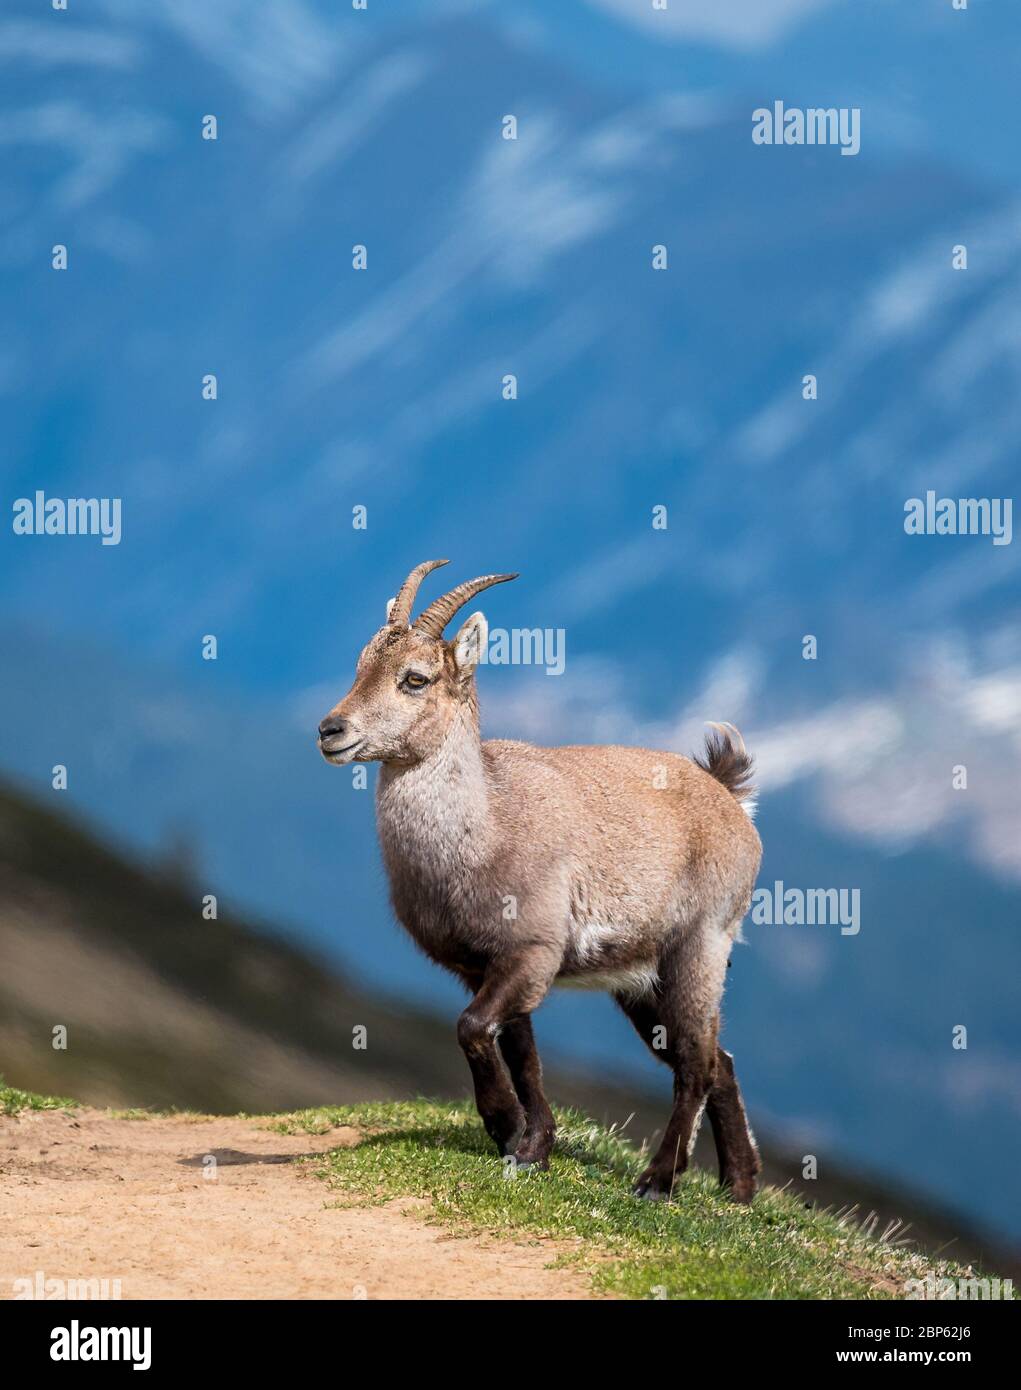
[318,560,762,1201]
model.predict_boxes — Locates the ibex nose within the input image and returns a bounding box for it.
[318,714,348,742]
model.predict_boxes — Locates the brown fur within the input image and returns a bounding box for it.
[317,564,762,1200]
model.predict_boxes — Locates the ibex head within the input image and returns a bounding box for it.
[317,560,517,766]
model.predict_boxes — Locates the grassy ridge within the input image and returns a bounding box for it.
[272,1099,985,1301]
[0,1080,76,1116]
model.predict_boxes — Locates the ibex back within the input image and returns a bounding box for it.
[318,560,762,1201]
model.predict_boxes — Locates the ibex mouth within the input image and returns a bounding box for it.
[320,739,364,764]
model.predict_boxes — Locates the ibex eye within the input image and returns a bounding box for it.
[403,672,429,690]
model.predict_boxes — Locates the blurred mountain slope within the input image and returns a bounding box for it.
[0,776,463,1113]
[1,7,1015,677]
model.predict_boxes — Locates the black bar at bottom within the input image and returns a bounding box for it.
[4,1294,1013,1375]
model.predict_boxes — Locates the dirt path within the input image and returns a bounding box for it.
[0,1108,594,1300]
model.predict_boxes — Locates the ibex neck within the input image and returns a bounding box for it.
[376,711,495,873]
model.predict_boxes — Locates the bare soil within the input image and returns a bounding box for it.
[0,1108,594,1300]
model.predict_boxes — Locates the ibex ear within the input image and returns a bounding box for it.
[385,596,397,623]
[452,611,488,675]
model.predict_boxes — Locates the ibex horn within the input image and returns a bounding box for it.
[388,559,449,627]
[412,572,518,639]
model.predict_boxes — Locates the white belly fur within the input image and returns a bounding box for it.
[554,966,659,1001]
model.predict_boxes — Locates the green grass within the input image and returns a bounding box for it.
[271,1098,991,1301]
[0,1078,77,1116]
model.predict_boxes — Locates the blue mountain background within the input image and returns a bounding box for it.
[1,0,1018,1243]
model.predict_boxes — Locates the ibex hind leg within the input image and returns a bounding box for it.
[614,921,748,1201]
[616,992,758,1202]
[705,1040,760,1203]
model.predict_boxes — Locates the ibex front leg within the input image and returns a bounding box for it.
[457,953,557,1165]
[498,1017,556,1169]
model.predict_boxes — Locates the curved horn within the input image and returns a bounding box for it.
[388,558,449,627]
[413,572,518,640]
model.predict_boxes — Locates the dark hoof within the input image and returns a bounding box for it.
[512,1154,551,1173]
[494,1118,527,1158]
[633,1170,674,1202]
[721,1174,757,1204]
